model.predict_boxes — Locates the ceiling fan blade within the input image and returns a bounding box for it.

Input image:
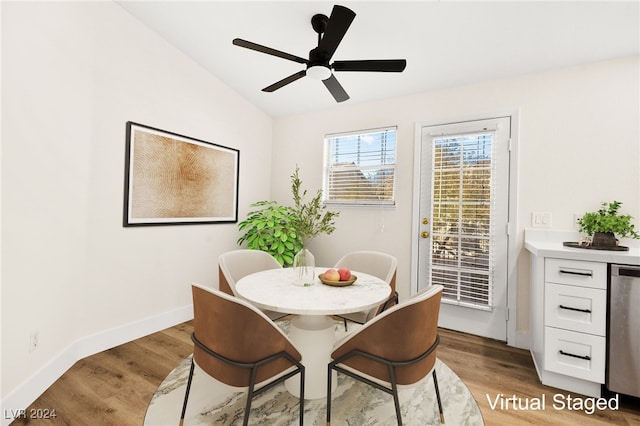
[322,74,349,102]
[317,5,356,60]
[332,59,407,73]
[233,38,308,64]
[262,70,307,92]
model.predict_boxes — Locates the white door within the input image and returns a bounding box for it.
[417,117,510,341]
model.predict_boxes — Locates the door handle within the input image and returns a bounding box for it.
[421,231,430,239]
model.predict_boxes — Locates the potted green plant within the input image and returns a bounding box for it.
[577,200,639,248]
[236,201,302,267]
[237,166,339,268]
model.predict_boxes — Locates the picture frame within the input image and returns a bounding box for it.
[123,122,239,226]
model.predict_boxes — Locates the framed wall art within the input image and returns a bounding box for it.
[123,122,239,226]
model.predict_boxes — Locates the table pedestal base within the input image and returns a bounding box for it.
[285,315,338,400]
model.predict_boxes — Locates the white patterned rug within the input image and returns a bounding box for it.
[144,321,484,426]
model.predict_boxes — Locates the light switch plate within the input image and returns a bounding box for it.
[532,212,552,228]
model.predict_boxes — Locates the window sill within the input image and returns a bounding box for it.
[323,201,396,209]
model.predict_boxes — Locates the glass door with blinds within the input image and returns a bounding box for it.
[417,117,510,341]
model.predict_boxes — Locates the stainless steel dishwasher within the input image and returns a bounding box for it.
[607,264,640,398]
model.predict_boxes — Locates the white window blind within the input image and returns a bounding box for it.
[323,127,396,206]
[430,132,495,310]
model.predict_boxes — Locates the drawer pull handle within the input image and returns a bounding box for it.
[558,269,593,277]
[559,305,592,313]
[559,350,591,361]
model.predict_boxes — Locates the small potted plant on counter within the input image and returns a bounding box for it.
[576,200,639,250]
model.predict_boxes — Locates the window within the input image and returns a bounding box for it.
[323,127,397,206]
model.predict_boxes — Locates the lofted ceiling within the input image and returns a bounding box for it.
[117,1,639,118]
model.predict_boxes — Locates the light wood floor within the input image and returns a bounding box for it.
[15,322,640,425]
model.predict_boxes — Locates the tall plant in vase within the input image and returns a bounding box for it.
[236,166,339,274]
[290,166,339,286]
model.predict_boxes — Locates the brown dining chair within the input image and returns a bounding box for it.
[333,251,399,330]
[326,284,444,426]
[181,284,305,426]
[218,249,289,321]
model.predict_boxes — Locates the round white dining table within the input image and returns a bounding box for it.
[235,267,391,400]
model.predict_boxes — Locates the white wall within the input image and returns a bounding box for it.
[1,1,272,414]
[271,55,640,334]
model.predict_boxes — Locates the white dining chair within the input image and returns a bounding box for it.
[218,249,289,321]
[333,251,398,330]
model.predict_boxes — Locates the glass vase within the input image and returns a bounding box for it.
[293,246,315,287]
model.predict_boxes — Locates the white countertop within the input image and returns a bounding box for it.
[524,229,640,265]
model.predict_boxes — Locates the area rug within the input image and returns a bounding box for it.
[144,321,484,426]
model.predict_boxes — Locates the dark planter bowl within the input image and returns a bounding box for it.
[591,232,618,248]
[563,232,629,251]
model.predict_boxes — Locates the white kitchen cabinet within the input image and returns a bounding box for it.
[530,256,607,397]
[543,258,607,384]
[544,327,605,382]
[525,229,640,398]
[544,258,607,289]
[544,282,606,335]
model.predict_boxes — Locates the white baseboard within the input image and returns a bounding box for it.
[0,305,193,426]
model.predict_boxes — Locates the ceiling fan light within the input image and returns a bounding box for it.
[307,65,332,81]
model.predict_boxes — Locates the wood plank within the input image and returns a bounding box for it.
[437,327,640,426]
[12,322,640,425]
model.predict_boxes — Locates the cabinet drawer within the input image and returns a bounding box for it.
[544,283,606,335]
[544,258,607,289]
[544,327,605,383]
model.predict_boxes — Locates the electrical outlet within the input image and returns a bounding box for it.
[29,332,39,353]
[532,212,552,228]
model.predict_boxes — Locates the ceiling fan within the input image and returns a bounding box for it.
[232,4,407,103]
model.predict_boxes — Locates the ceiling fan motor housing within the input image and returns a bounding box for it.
[308,46,331,68]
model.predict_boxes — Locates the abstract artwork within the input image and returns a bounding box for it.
[123,122,239,226]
